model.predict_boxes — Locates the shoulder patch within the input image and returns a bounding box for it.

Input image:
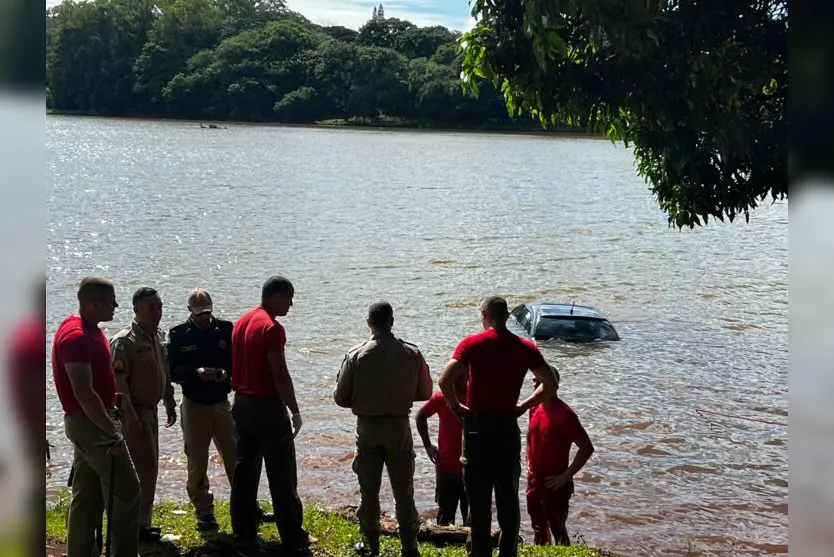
[113,358,125,372]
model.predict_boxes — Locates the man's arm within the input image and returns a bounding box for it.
[414,351,433,402]
[438,359,468,408]
[221,324,233,383]
[566,428,595,477]
[167,329,199,385]
[517,363,558,414]
[110,337,139,426]
[65,362,118,436]
[266,348,299,415]
[333,353,354,408]
[414,399,439,463]
[546,423,595,490]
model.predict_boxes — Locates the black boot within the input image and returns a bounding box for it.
[354,540,380,556]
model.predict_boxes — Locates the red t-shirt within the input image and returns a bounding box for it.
[420,390,463,474]
[452,328,546,414]
[8,317,46,436]
[526,398,585,486]
[231,307,285,398]
[51,315,117,416]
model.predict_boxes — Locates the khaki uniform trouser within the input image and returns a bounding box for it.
[122,405,158,529]
[352,416,419,552]
[64,411,140,557]
[180,397,237,516]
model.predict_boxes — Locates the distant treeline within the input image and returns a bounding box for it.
[45,0,589,131]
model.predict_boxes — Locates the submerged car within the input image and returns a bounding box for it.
[509,302,620,342]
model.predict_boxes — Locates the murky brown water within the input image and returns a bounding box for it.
[46,116,788,556]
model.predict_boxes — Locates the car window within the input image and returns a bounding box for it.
[534,317,619,341]
[518,308,533,330]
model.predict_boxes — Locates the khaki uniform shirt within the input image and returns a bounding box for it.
[334,332,433,417]
[110,320,176,413]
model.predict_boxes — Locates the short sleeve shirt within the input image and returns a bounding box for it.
[452,328,546,414]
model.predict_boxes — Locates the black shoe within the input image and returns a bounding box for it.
[139,528,161,542]
[257,508,275,523]
[402,550,421,557]
[197,513,219,532]
[233,534,259,555]
[354,541,380,556]
[147,525,162,533]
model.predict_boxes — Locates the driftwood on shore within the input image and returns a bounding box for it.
[328,506,506,547]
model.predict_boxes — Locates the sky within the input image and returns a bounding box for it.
[44,0,476,32]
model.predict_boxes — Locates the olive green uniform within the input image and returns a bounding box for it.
[334,332,433,553]
[111,320,176,530]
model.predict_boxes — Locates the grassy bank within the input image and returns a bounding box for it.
[46,490,612,556]
[46,110,602,138]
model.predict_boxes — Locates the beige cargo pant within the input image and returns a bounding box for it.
[64,411,140,557]
[180,397,237,516]
[353,416,420,552]
[122,404,159,529]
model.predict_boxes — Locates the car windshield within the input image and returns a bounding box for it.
[534,317,619,341]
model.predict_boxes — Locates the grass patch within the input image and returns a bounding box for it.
[46,490,611,556]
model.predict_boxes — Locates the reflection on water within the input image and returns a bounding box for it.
[46,117,787,556]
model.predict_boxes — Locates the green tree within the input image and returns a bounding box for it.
[47,0,157,113]
[163,18,323,120]
[460,0,788,227]
[394,25,458,60]
[323,25,359,43]
[133,0,224,108]
[358,5,416,50]
[274,86,328,121]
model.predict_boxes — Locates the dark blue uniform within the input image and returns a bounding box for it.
[166,316,235,524]
[168,318,233,405]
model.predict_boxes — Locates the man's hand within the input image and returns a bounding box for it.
[545,472,573,491]
[425,444,439,464]
[124,409,143,436]
[107,433,127,455]
[291,412,303,438]
[166,407,177,427]
[451,404,472,420]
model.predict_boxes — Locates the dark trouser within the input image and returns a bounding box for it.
[436,471,469,526]
[352,416,420,552]
[526,480,574,546]
[462,414,521,557]
[230,393,306,546]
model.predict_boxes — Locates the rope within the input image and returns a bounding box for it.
[696,408,788,427]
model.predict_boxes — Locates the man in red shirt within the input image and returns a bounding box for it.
[525,372,594,546]
[7,279,46,557]
[438,296,558,557]
[229,275,313,553]
[52,277,140,557]
[415,375,469,527]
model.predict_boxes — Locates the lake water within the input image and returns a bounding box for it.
[46,116,788,556]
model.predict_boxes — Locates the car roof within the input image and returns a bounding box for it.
[524,302,607,320]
